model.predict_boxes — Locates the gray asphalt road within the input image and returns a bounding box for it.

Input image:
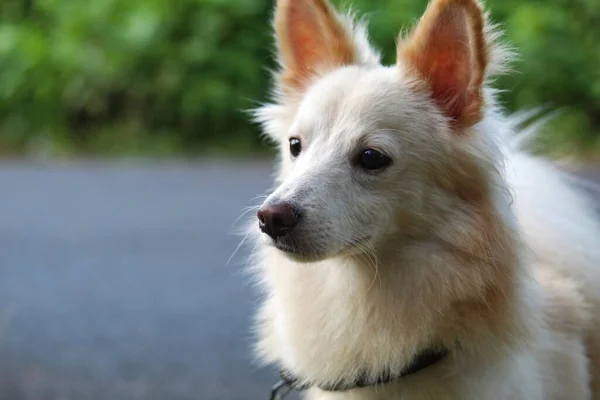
[0,159,287,400]
[0,159,597,400]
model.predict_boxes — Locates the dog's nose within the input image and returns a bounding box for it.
[257,202,299,239]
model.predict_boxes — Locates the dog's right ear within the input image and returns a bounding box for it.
[274,0,358,93]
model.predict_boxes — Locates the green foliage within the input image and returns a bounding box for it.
[0,0,598,156]
[0,0,274,154]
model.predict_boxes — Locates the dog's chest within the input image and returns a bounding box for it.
[262,253,439,385]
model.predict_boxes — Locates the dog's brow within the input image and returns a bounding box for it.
[352,130,398,152]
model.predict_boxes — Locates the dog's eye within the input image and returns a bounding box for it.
[359,149,392,171]
[289,137,302,157]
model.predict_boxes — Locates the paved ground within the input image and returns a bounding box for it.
[0,159,597,400]
[0,159,290,400]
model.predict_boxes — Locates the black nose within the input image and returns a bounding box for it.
[257,202,299,239]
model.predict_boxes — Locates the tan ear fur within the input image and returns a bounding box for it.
[275,0,357,92]
[398,0,488,128]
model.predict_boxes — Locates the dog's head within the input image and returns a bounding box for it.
[254,0,509,262]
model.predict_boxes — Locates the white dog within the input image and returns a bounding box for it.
[248,0,600,398]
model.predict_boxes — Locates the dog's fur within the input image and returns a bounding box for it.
[248,0,600,398]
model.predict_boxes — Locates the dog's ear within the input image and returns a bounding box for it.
[274,0,358,93]
[398,0,488,128]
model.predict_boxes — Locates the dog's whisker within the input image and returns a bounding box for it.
[231,206,260,228]
[347,239,382,292]
[225,232,253,269]
[249,194,269,202]
[242,233,263,274]
[364,242,382,292]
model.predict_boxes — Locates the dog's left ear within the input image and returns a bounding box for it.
[398,0,488,128]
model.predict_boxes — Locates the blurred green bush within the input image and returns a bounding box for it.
[0,0,598,156]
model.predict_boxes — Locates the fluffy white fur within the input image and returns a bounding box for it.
[247,0,600,398]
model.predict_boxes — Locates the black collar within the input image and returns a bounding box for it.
[269,348,448,399]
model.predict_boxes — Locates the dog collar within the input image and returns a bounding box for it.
[269,348,449,399]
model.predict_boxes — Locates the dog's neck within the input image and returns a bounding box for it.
[256,189,536,391]
[278,346,449,392]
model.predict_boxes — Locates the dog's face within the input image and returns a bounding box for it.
[258,66,445,261]
[255,0,496,262]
